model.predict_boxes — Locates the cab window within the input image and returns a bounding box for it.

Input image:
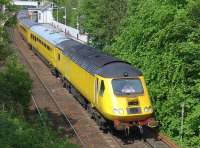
[99,80,105,96]
[112,78,143,96]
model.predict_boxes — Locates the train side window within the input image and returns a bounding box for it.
[58,53,60,61]
[99,80,105,96]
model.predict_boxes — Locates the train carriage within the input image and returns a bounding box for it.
[16,10,157,131]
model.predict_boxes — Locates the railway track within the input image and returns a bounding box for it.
[8,27,177,148]
[9,28,86,148]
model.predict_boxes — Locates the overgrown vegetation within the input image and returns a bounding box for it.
[0,1,78,147]
[0,28,13,62]
[63,0,200,147]
[79,0,127,48]
[0,56,32,108]
[103,0,200,147]
[0,111,78,148]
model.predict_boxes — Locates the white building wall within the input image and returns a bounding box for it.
[37,10,53,23]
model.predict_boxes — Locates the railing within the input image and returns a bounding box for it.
[51,20,88,43]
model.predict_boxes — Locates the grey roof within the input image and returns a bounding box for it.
[30,24,69,46]
[57,40,142,77]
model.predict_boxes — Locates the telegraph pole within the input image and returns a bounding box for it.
[180,102,185,147]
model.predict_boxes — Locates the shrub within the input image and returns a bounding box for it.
[0,55,32,108]
[0,112,78,148]
[104,0,200,147]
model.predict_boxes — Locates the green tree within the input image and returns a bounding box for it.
[0,56,32,107]
[0,112,78,148]
[104,0,200,147]
[51,0,79,27]
[80,0,127,48]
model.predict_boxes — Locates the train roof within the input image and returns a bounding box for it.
[20,18,37,28]
[30,24,69,45]
[57,40,142,78]
[17,10,142,78]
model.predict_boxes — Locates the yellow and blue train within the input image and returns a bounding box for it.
[17,10,157,132]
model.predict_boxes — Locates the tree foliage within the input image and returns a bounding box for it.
[103,0,200,147]
[0,112,78,148]
[80,0,127,48]
[0,56,32,107]
[0,28,13,62]
[51,0,79,27]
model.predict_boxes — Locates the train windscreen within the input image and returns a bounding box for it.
[112,78,144,96]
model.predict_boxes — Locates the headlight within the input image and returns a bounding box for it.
[113,108,124,115]
[144,106,153,113]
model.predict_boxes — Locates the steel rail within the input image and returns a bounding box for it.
[31,95,45,123]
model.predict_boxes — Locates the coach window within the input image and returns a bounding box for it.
[99,80,105,96]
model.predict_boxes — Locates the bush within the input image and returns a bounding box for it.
[104,0,200,147]
[0,28,13,62]
[0,55,32,108]
[0,112,78,148]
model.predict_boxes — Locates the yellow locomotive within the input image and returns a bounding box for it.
[17,11,157,132]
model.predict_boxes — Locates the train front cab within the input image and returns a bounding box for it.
[94,75,158,130]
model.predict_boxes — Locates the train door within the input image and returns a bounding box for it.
[95,78,105,109]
